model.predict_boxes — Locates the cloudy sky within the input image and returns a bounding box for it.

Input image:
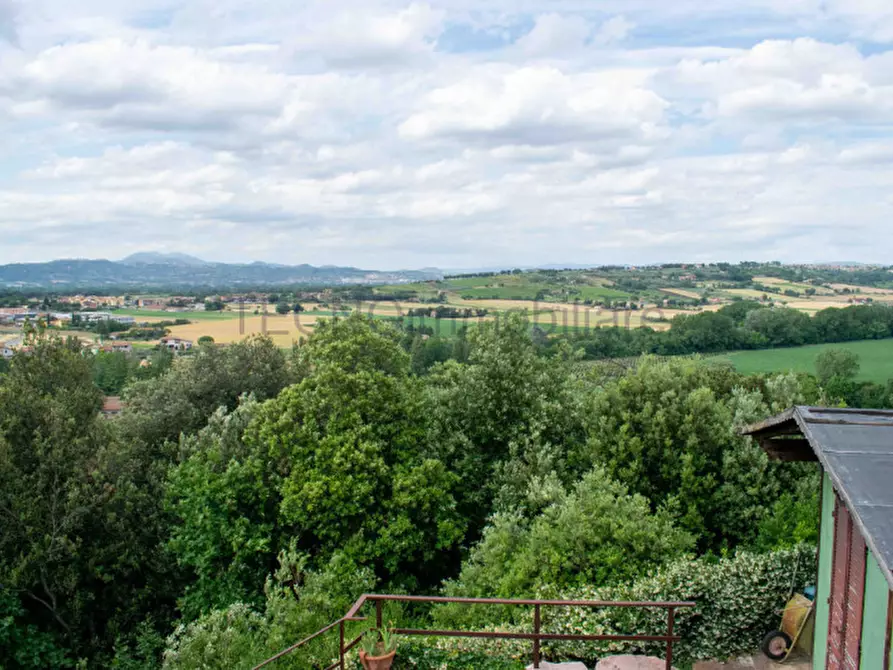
[0,0,892,269]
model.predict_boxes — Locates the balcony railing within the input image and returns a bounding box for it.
[252,593,696,670]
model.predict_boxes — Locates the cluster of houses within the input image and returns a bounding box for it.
[135,296,206,311]
[94,341,133,354]
[0,308,40,325]
[0,308,136,326]
[59,295,124,309]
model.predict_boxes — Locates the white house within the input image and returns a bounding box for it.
[160,337,193,352]
[79,312,135,325]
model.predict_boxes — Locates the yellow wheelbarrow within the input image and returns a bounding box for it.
[761,590,816,662]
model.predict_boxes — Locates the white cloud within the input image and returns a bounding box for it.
[515,13,591,56]
[288,3,444,68]
[824,0,893,42]
[2,1,893,267]
[676,38,893,122]
[837,141,893,164]
[6,39,289,122]
[399,65,668,150]
[594,16,634,45]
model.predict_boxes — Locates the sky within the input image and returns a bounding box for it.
[0,1,892,269]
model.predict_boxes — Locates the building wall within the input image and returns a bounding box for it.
[814,470,835,668]
[815,470,893,669]
[860,552,891,670]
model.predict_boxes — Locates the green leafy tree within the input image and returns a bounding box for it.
[93,350,136,394]
[0,591,71,669]
[815,348,860,385]
[751,476,820,551]
[119,335,293,447]
[0,337,175,663]
[744,307,815,347]
[444,467,692,603]
[249,315,464,589]
[167,315,464,611]
[166,398,274,618]
[161,549,375,670]
[161,603,268,670]
[425,313,585,537]
[582,358,809,551]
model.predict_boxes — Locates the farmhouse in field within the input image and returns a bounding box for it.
[97,341,133,354]
[745,407,893,669]
[160,337,193,352]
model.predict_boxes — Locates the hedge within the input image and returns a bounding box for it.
[426,544,815,665]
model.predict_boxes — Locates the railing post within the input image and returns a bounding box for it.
[533,603,541,669]
[339,619,345,670]
[376,599,383,630]
[665,607,675,670]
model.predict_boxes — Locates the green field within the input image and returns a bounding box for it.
[456,284,628,301]
[376,274,630,304]
[113,309,242,321]
[709,339,893,384]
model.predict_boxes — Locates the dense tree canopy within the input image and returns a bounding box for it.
[445,467,693,601]
[0,314,834,668]
[425,314,586,534]
[555,302,893,360]
[118,335,293,447]
[581,358,814,550]
[0,338,175,665]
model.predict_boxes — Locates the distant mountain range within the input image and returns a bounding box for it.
[0,253,443,289]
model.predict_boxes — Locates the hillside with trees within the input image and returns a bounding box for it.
[0,315,835,668]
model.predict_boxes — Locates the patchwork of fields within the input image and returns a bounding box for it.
[92,269,893,350]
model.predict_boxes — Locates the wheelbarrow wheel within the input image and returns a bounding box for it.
[761,630,792,661]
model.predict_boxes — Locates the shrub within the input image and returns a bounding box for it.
[392,639,526,669]
[161,603,268,670]
[429,544,815,665]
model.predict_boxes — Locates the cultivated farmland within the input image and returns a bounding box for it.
[708,339,893,384]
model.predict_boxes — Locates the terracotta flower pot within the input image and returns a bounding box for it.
[359,648,396,670]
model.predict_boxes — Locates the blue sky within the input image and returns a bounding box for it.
[0,0,892,269]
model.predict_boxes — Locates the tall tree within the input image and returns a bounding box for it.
[166,315,465,609]
[0,337,175,664]
[426,313,586,536]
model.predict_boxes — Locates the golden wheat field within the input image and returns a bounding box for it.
[659,287,701,299]
[165,313,326,346]
[827,283,893,295]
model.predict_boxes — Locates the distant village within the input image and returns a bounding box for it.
[0,293,229,359]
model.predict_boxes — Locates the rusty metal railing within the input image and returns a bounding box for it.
[252,593,696,670]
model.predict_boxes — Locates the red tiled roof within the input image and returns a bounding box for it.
[102,396,124,413]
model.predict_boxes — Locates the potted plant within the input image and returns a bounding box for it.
[358,626,398,670]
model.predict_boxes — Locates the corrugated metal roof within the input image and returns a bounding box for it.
[744,406,893,591]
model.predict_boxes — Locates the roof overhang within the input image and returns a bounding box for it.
[744,406,893,592]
